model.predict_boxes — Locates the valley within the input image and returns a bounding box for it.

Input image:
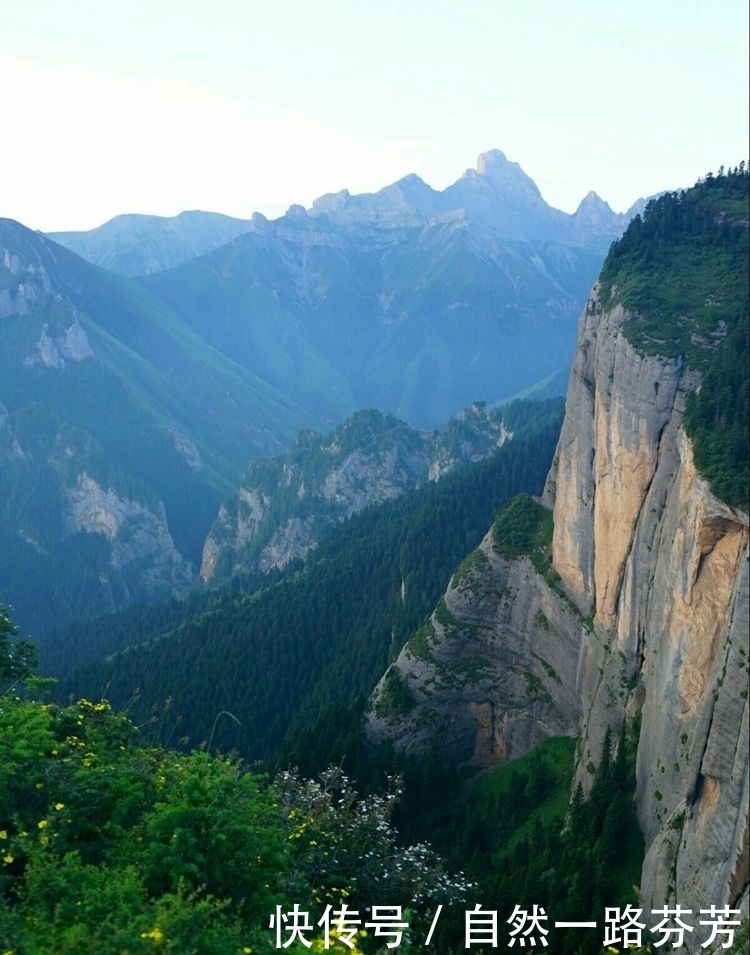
[0,157,747,954]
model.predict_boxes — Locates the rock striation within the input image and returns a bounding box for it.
[367,282,749,934]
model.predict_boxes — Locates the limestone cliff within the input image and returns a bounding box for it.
[200,404,515,582]
[548,289,749,921]
[65,473,194,600]
[368,258,749,927]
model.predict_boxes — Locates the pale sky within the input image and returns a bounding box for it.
[2,0,748,232]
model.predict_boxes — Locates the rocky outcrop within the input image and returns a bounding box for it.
[24,320,94,368]
[200,404,513,583]
[65,473,194,600]
[367,283,749,933]
[368,542,582,766]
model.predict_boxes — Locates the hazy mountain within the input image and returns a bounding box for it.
[141,206,603,427]
[49,210,253,277]
[47,150,643,273]
[1,149,643,628]
[44,150,643,429]
[309,149,644,247]
[0,218,317,633]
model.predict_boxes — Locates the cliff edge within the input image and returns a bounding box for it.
[367,169,749,929]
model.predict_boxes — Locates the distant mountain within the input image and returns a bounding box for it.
[49,210,253,276]
[309,150,645,248]
[47,150,644,273]
[2,150,646,628]
[0,218,317,633]
[140,209,603,428]
[43,150,644,428]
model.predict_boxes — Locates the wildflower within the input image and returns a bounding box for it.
[140,927,165,942]
[54,803,65,811]
[2,854,13,865]
[0,831,6,840]
[37,820,48,829]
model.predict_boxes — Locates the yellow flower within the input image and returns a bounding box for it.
[140,927,164,942]
[37,820,48,829]
[54,803,65,811]
[2,854,13,865]
[0,830,7,840]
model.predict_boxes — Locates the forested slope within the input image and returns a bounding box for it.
[53,401,563,761]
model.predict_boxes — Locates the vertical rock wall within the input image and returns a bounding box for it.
[368,286,749,933]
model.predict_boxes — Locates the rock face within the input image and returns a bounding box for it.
[65,473,193,599]
[200,404,513,582]
[549,291,749,923]
[367,544,583,765]
[367,284,749,933]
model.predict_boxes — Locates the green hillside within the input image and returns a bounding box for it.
[51,401,563,761]
[0,220,319,633]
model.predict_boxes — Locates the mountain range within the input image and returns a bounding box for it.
[2,146,747,949]
[50,150,644,276]
[40,167,748,945]
[1,149,644,633]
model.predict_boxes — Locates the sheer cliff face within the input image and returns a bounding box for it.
[547,290,749,918]
[368,287,749,924]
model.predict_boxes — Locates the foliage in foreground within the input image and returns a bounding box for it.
[0,684,471,954]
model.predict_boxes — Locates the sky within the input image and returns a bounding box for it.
[2,0,748,232]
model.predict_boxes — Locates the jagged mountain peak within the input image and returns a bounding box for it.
[306,173,443,229]
[381,172,440,206]
[575,190,613,213]
[47,149,641,273]
[473,148,544,200]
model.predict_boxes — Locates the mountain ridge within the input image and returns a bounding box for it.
[138,199,605,427]
[48,209,254,277]
[0,217,318,633]
[200,402,525,583]
[47,149,647,277]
